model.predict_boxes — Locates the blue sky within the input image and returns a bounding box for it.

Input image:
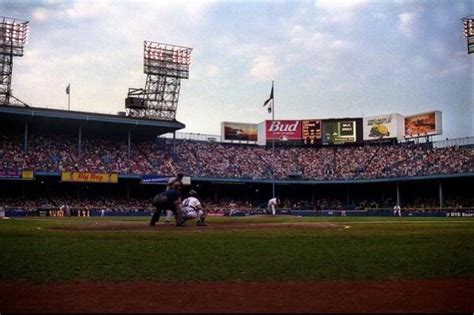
[2,0,473,139]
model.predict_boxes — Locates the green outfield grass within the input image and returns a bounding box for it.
[0,216,473,283]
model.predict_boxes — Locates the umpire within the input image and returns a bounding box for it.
[150,181,184,227]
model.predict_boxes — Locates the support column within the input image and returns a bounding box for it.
[23,121,28,153]
[78,126,82,157]
[439,181,444,210]
[346,186,351,207]
[128,128,132,158]
[396,183,401,206]
[172,131,177,159]
[126,181,131,201]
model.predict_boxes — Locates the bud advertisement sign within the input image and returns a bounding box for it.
[404,111,442,138]
[363,114,404,141]
[322,119,362,144]
[265,120,302,144]
[221,122,258,142]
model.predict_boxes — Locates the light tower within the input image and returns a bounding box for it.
[126,41,192,120]
[461,15,474,54]
[0,16,29,106]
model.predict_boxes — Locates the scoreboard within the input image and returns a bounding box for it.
[302,120,322,145]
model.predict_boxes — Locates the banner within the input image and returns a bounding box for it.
[404,111,442,138]
[0,169,21,179]
[141,175,191,185]
[302,120,322,145]
[61,172,118,183]
[363,114,404,141]
[265,120,302,144]
[0,169,34,180]
[221,122,258,142]
[322,119,362,144]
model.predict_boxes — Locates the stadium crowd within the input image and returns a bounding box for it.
[1,133,472,180]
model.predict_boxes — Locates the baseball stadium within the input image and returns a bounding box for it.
[1,2,474,313]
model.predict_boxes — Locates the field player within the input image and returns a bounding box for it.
[150,181,184,226]
[181,190,207,226]
[267,197,279,216]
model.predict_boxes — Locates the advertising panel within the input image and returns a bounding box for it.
[221,122,258,142]
[0,168,21,179]
[363,113,404,141]
[0,169,34,180]
[265,120,302,144]
[141,175,191,185]
[404,111,442,138]
[322,118,362,144]
[302,120,322,145]
[61,172,118,183]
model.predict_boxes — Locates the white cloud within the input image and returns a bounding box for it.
[32,8,49,22]
[64,1,109,19]
[398,12,416,37]
[249,55,282,81]
[206,64,221,77]
[315,0,368,11]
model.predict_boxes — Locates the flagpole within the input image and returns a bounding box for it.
[271,80,275,199]
[68,91,70,111]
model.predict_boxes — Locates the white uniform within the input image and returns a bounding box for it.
[181,196,205,222]
[393,205,401,217]
[267,198,278,215]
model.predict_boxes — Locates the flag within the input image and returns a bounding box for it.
[66,84,70,95]
[263,85,273,107]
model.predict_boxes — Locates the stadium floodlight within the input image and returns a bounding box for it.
[126,41,193,120]
[0,16,29,107]
[461,15,474,54]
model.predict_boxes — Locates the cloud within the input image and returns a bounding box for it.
[32,8,49,22]
[398,11,416,37]
[249,55,282,81]
[206,64,221,78]
[315,0,368,11]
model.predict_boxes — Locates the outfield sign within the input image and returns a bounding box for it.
[141,175,191,185]
[0,168,34,180]
[302,120,322,145]
[265,120,302,144]
[322,118,363,144]
[221,122,258,142]
[61,172,118,183]
[363,113,404,141]
[404,111,442,138]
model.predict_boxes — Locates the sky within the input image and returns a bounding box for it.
[2,0,473,140]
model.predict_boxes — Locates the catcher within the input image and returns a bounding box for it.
[181,190,207,226]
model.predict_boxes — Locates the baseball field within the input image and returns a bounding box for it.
[1,215,473,313]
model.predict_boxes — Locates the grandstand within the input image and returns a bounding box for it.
[0,105,472,217]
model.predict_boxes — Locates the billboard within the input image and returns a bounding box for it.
[0,169,34,180]
[221,122,258,142]
[363,114,404,141]
[404,111,442,138]
[322,118,362,144]
[265,120,302,144]
[302,120,322,145]
[61,172,118,183]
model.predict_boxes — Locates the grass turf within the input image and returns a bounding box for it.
[0,216,473,283]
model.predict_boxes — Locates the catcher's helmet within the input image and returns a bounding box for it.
[189,190,197,197]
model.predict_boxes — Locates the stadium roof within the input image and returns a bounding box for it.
[0,105,185,138]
